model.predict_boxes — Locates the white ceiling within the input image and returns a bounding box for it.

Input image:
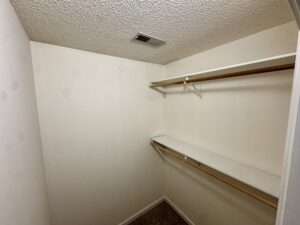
[11,0,294,64]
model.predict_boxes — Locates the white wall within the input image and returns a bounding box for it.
[276,31,300,225]
[31,42,165,225]
[282,100,300,224]
[0,1,51,225]
[163,21,298,225]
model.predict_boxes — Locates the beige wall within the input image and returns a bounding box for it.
[163,21,298,225]
[31,42,165,225]
[0,1,51,225]
[28,19,298,225]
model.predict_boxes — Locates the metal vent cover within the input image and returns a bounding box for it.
[133,32,166,47]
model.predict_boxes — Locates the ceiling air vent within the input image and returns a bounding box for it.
[133,32,166,47]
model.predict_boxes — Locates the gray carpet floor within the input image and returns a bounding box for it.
[128,201,188,225]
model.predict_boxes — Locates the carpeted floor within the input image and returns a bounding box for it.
[128,201,188,225]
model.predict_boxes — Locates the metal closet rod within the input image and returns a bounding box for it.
[150,63,295,88]
[151,141,278,209]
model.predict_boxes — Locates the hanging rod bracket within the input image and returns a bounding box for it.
[184,77,202,98]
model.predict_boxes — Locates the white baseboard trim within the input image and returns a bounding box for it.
[164,196,196,225]
[118,196,195,225]
[118,196,165,225]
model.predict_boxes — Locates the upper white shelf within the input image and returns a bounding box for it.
[152,135,281,198]
[151,53,296,88]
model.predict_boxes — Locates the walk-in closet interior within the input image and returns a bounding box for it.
[1,0,300,225]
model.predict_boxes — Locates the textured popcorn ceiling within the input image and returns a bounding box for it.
[11,0,293,64]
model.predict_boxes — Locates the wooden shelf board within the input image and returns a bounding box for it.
[151,53,296,87]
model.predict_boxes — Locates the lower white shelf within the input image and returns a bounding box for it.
[152,135,281,198]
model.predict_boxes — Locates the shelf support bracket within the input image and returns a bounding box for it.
[150,86,166,98]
